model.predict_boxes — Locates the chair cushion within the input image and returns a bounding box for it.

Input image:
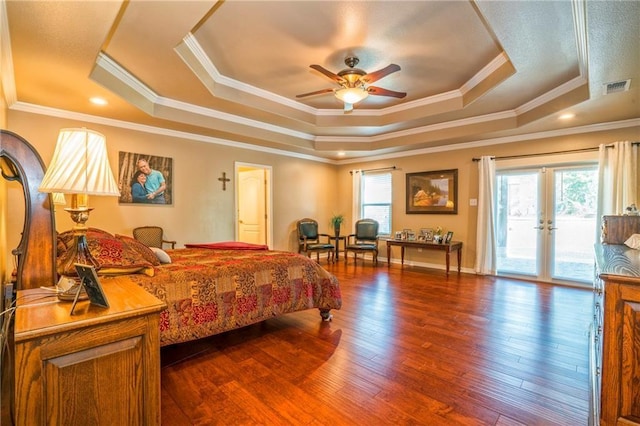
[346,244,377,250]
[306,244,334,250]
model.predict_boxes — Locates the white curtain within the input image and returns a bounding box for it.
[475,156,497,275]
[351,170,362,229]
[596,141,638,234]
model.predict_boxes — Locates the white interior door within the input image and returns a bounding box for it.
[236,163,271,247]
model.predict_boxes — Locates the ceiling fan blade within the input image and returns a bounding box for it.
[296,88,335,98]
[361,64,401,84]
[367,86,407,98]
[310,64,346,84]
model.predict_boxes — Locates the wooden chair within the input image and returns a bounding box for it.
[345,218,379,265]
[133,226,176,249]
[296,218,335,263]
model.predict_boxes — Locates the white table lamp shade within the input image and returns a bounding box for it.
[39,128,120,196]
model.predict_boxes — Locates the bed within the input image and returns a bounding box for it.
[2,130,342,347]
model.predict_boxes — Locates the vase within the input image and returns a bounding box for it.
[334,226,340,237]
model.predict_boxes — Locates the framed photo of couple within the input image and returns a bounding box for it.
[118,151,173,205]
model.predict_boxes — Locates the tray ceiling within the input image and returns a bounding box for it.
[3,0,639,160]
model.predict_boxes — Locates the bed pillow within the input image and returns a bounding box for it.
[57,228,155,276]
[150,247,172,264]
[625,234,640,249]
[116,234,161,266]
[57,227,113,254]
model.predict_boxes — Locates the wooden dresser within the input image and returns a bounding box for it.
[592,215,640,426]
[13,276,166,425]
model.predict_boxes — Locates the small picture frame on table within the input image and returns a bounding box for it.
[444,231,454,244]
[420,228,434,242]
[70,263,110,315]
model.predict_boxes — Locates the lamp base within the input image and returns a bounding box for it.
[57,231,99,277]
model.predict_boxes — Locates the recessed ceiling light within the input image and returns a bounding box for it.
[90,97,108,106]
[559,113,574,120]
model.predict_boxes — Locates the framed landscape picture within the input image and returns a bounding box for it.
[406,169,458,214]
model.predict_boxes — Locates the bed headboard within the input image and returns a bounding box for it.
[1,130,56,289]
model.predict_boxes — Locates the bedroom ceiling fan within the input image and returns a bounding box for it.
[296,56,406,112]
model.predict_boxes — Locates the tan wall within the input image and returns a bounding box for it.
[4,108,639,273]
[5,110,339,257]
[1,81,8,287]
[335,127,640,270]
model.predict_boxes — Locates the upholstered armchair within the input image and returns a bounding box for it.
[296,218,335,263]
[133,226,176,249]
[345,218,379,265]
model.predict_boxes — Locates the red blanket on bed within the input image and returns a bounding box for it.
[185,241,269,250]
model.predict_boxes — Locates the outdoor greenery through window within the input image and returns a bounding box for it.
[362,172,392,235]
[496,165,598,283]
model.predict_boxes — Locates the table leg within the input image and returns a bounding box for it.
[386,242,391,266]
[457,246,462,273]
[401,247,405,265]
[446,250,450,275]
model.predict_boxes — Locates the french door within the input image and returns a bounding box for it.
[496,165,598,284]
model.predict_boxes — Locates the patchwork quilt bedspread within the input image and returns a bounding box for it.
[123,247,342,346]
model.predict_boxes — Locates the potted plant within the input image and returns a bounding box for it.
[330,214,344,236]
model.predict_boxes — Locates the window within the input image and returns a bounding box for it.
[361,172,392,235]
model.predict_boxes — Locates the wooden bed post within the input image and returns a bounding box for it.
[1,130,56,289]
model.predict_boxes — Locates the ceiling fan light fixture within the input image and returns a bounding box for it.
[334,87,369,104]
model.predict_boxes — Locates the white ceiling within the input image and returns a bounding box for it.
[2,0,639,161]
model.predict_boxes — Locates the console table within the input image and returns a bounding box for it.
[384,239,462,275]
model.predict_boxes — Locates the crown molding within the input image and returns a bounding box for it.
[9,102,334,164]
[95,52,158,104]
[316,110,518,144]
[10,101,638,166]
[176,33,314,113]
[336,118,640,164]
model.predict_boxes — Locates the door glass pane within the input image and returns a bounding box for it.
[496,172,539,275]
[552,168,598,282]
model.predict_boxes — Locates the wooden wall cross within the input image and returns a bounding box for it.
[218,172,231,190]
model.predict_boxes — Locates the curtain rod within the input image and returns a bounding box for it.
[472,142,639,161]
[350,166,396,174]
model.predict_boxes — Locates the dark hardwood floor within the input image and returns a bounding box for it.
[160,261,593,425]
